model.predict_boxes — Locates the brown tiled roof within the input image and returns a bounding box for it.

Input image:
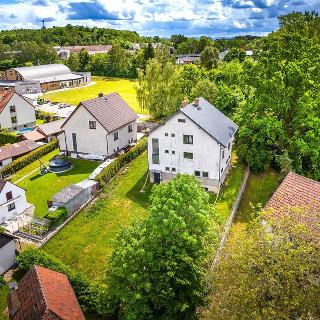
[0,91,14,113]
[20,130,45,142]
[0,140,40,161]
[37,119,64,136]
[8,265,85,320]
[265,172,320,212]
[0,179,6,192]
[63,45,112,53]
[62,92,138,132]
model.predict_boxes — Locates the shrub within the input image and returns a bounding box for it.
[0,275,5,288]
[95,138,147,186]
[45,207,68,227]
[0,139,58,177]
[17,248,115,316]
[0,131,18,146]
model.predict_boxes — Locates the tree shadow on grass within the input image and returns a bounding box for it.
[126,172,153,209]
[29,173,43,181]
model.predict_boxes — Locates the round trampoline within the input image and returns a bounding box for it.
[48,158,72,173]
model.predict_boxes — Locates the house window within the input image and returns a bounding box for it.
[221,168,223,173]
[165,167,170,171]
[171,133,175,137]
[228,142,231,150]
[6,191,13,201]
[165,133,168,136]
[11,116,17,124]
[222,149,225,159]
[183,135,193,144]
[172,150,175,154]
[194,171,201,177]
[184,152,193,160]
[114,131,119,141]
[8,202,15,212]
[202,172,209,178]
[152,138,159,164]
[89,120,96,129]
[165,150,169,154]
[171,167,176,172]
[9,105,16,113]
[178,119,186,123]
[128,124,133,132]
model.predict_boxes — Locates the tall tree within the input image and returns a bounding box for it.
[223,47,246,62]
[78,48,90,71]
[200,46,219,69]
[143,42,155,65]
[191,79,218,105]
[108,175,219,319]
[66,52,79,71]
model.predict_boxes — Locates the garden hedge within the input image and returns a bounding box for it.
[95,138,147,186]
[17,248,115,316]
[45,207,68,227]
[0,139,58,177]
[0,131,18,146]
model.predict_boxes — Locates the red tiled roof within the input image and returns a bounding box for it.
[8,265,85,320]
[0,91,14,113]
[63,45,112,53]
[0,140,40,161]
[265,171,320,212]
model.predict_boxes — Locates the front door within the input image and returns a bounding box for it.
[154,172,161,184]
[72,133,77,153]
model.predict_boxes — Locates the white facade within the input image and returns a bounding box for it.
[0,93,36,131]
[148,111,233,192]
[0,237,16,274]
[59,106,137,157]
[0,181,27,223]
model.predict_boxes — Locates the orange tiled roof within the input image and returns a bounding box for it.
[0,91,14,113]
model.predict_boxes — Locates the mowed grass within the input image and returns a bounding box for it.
[43,152,151,281]
[43,76,145,114]
[14,153,100,218]
[0,285,8,320]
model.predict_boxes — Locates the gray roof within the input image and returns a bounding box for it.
[13,64,72,81]
[63,93,138,132]
[181,97,238,147]
[52,184,84,204]
[37,119,64,136]
[0,233,14,249]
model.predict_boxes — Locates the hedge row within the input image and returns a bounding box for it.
[0,132,18,146]
[95,138,148,186]
[45,207,68,227]
[17,248,115,316]
[0,139,58,177]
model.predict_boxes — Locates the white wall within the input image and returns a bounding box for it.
[0,158,12,169]
[0,181,27,223]
[60,106,137,156]
[148,111,233,181]
[0,93,36,131]
[0,240,16,274]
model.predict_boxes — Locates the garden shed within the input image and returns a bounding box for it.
[51,179,98,214]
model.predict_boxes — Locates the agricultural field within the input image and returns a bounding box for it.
[43,76,145,114]
[11,150,100,218]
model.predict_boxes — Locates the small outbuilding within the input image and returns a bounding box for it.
[0,233,16,274]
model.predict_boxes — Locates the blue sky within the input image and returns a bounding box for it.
[0,0,318,37]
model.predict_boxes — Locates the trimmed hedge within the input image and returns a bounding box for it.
[0,131,18,146]
[95,138,147,186]
[17,248,115,316]
[0,139,58,177]
[45,207,68,227]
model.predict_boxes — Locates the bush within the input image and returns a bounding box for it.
[0,139,58,177]
[0,275,5,288]
[95,138,147,186]
[45,207,68,227]
[0,131,18,146]
[17,248,115,316]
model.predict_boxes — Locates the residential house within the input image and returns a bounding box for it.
[7,265,85,320]
[176,54,200,64]
[0,140,41,169]
[55,45,112,59]
[19,119,64,143]
[0,179,27,224]
[58,93,138,157]
[0,91,36,131]
[148,97,238,192]
[0,233,16,274]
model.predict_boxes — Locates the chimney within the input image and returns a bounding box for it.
[193,98,200,108]
[98,92,103,98]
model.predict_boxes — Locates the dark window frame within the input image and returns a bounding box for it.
[183,135,193,144]
[178,118,186,123]
[89,120,96,129]
[202,172,209,178]
[184,152,193,160]
[128,124,133,132]
[6,191,13,201]
[113,131,119,141]
[8,202,15,212]
[194,171,201,177]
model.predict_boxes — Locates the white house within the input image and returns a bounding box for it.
[0,91,36,131]
[0,233,16,274]
[0,179,27,223]
[148,97,238,192]
[58,93,138,157]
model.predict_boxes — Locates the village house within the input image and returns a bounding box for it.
[0,91,36,131]
[55,44,112,59]
[176,54,200,64]
[0,233,16,274]
[148,97,238,192]
[19,119,64,143]
[0,64,90,92]
[58,92,138,157]
[0,179,27,224]
[7,265,85,320]
[0,140,41,169]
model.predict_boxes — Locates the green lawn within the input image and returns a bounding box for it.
[14,153,100,218]
[43,76,145,114]
[0,285,8,320]
[43,152,151,281]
